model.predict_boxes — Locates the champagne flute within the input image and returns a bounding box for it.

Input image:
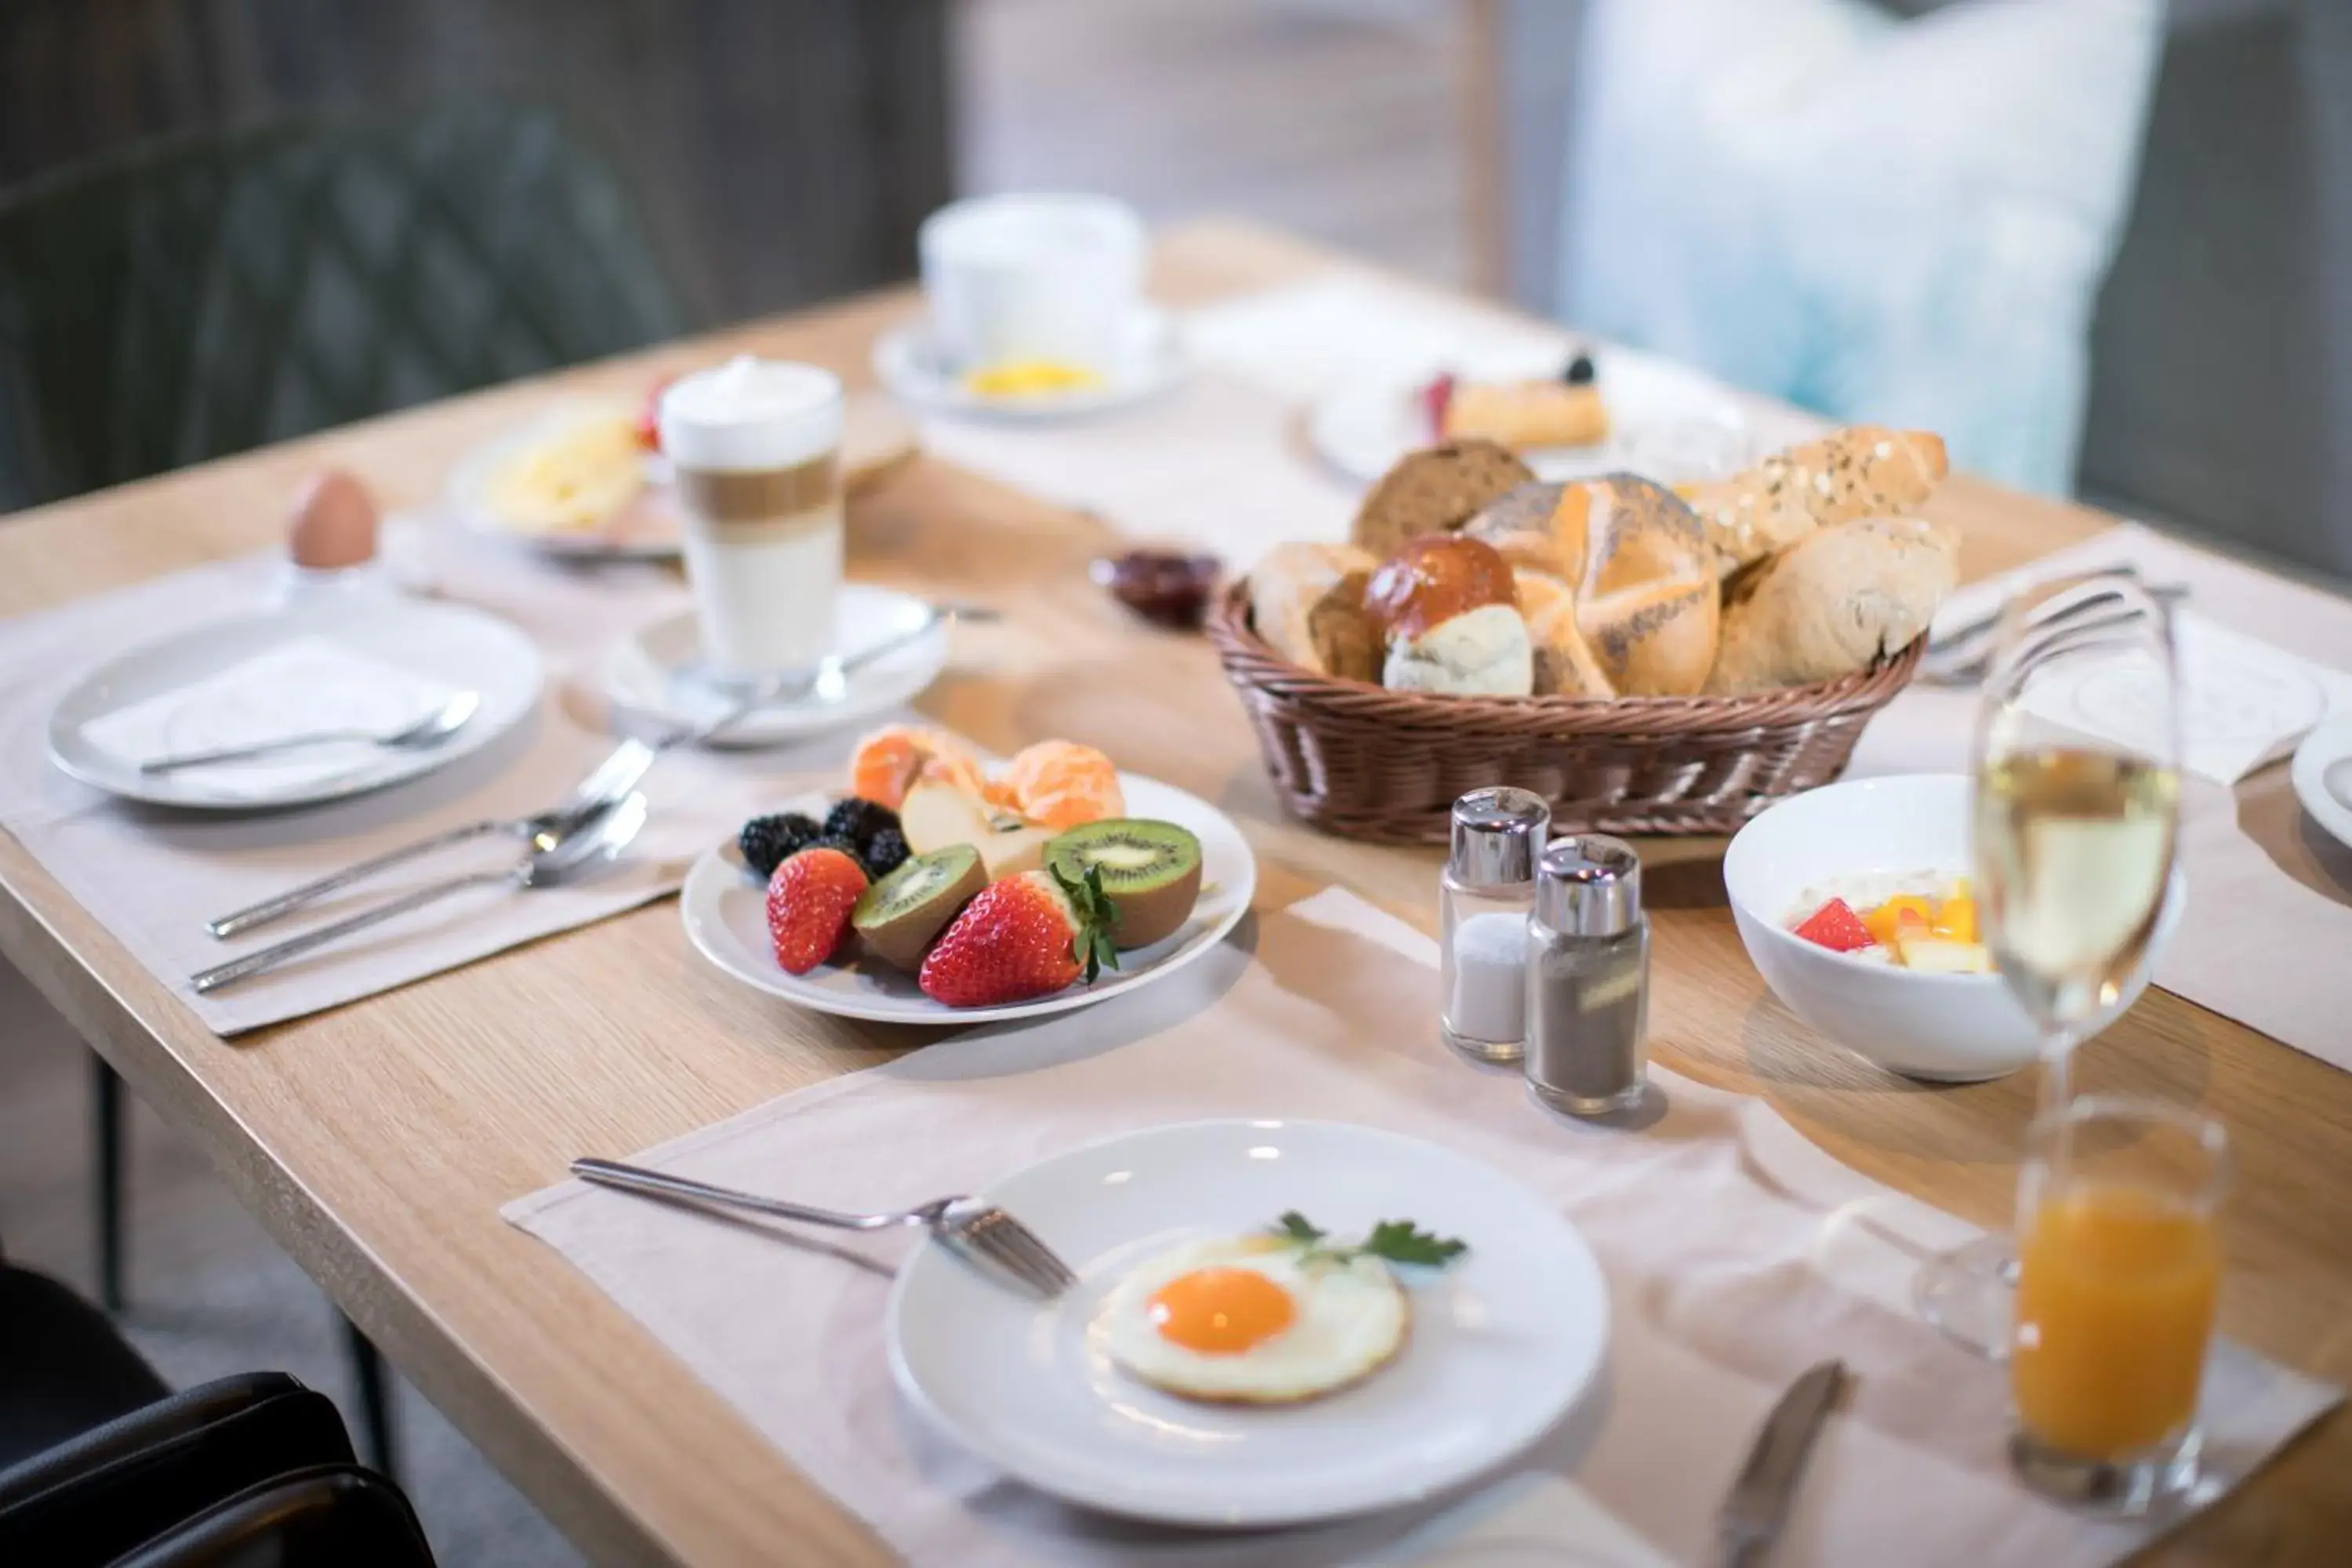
[1912,572,2183,1356]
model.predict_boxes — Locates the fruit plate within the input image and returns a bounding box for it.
[678,773,1257,1025]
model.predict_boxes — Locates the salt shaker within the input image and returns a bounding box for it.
[1439,787,1552,1065]
[1525,835,1650,1116]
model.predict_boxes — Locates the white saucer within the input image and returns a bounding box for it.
[597,586,949,748]
[1308,342,1750,485]
[48,598,543,811]
[680,772,1255,1025]
[888,1119,1609,1528]
[2292,715,2352,852]
[872,306,1183,420]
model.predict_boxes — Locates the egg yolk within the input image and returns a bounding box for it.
[1147,1266,1296,1354]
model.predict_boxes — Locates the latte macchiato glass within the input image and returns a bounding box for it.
[659,357,844,677]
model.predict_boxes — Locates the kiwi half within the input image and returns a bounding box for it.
[851,844,986,971]
[1043,819,1203,949]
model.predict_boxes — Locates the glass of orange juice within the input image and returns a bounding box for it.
[2010,1096,2228,1512]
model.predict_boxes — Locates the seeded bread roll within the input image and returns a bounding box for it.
[1683,426,1948,576]
[1247,542,1382,682]
[1466,474,1721,695]
[1704,516,1958,694]
[1351,439,1536,560]
[1514,570,1615,698]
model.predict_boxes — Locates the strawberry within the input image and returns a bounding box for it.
[918,864,1118,1008]
[636,374,675,452]
[1792,896,1875,954]
[766,846,868,975]
[1419,370,1457,436]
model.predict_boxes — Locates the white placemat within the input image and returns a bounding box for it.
[1848,524,2352,1073]
[906,275,1828,572]
[506,887,2336,1567]
[0,524,871,1035]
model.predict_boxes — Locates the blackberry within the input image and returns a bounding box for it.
[739,812,821,879]
[823,797,899,849]
[808,833,865,867]
[862,826,910,878]
[1562,352,1596,386]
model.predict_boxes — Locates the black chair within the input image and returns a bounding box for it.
[0,100,686,509]
[111,1465,434,1568]
[0,1259,428,1566]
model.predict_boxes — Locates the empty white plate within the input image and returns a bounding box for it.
[679,772,1255,1025]
[2292,715,2352,852]
[888,1119,1610,1528]
[872,306,1183,421]
[597,585,949,748]
[1309,343,1749,486]
[47,598,543,811]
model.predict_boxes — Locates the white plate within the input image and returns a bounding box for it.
[888,1119,1609,1528]
[597,586,950,748]
[47,599,543,810]
[1308,343,1750,485]
[2292,715,2352,852]
[872,306,1183,421]
[680,772,1256,1024]
[446,399,684,560]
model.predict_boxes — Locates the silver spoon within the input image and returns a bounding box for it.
[190,792,648,993]
[140,691,481,775]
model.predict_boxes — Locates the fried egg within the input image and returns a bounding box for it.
[1094,1236,1409,1404]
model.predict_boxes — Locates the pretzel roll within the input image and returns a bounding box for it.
[1366,534,1533,696]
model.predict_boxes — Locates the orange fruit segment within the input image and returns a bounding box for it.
[995,740,1123,829]
[848,725,987,811]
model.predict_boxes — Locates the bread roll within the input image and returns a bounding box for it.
[1352,439,1535,559]
[1704,516,1958,694]
[1515,570,1615,698]
[1247,542,1381,682]
[1384,604,1535,697]
[1683,426,1948,576]
[1468,474,1720,695]
[1366,535,1533,697]
[1443,382,1609,449]
[1362,533,1518,642]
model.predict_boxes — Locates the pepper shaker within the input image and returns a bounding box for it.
[1439,787,1552,1065]
[1525,834,1650,1116]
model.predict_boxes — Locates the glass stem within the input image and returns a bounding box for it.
[2034,1026,2083,1116]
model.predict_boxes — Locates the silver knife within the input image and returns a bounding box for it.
[1716,1359,1848,1567]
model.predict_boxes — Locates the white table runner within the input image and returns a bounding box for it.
[0,525,858,1035]
[507,888,2337,1567]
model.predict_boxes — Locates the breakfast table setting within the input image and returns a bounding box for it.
[2,209,2350,1567]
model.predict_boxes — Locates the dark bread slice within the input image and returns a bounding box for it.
[1351,439,1536,560]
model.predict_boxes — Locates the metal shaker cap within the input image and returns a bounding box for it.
[1447,788,1551,887]
[1534,834,1642,935]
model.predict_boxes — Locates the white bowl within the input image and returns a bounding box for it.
[1722,773,2184,1082]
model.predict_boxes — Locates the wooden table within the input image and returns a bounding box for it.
[2,223,2345,1566]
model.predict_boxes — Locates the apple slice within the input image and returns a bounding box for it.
[1893,933,1992,975]
[898,781,1054,881]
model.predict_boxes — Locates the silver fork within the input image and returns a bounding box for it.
[205,601,1000,939]
[568,1157,1077,1298]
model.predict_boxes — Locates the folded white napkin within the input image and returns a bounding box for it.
[78,637,458,800]
[2005,612,2348,788]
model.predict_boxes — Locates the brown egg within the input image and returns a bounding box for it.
[288,470,379,569]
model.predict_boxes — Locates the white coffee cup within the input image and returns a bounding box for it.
[919,194,1147,376]
[659,357,844,677]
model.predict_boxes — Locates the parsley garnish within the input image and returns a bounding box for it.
[1266,1212,1468,1269]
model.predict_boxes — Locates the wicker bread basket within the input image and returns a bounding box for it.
[1205,579,1926,844]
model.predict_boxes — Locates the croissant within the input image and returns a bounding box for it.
[1684,426,1948,578]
